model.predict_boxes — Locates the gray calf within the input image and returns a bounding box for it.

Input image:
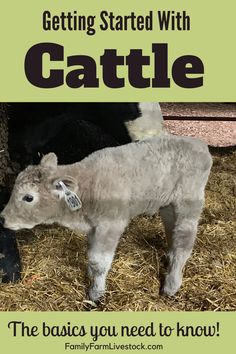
[1,135,212,301]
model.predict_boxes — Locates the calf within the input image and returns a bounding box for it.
[1,135,212,301]
[1,101,164,284]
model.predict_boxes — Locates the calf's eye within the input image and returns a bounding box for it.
[22,194,34,203]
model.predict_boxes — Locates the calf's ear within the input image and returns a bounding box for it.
[40,153,58,170]
[51,176,78,200]
[56,177,77,191]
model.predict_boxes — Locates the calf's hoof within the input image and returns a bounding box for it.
[88,286,105,302]
[0,226,21,283]
[162,274,182,297]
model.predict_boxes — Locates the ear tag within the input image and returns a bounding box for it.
[58,181,82,211]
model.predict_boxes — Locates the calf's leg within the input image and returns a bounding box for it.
[162,199,203,296]
[87,220,127,302]
[159,204,176,248]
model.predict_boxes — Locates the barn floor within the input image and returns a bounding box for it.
[0,149,235,311]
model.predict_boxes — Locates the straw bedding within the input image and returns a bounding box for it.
[0,147,235,311]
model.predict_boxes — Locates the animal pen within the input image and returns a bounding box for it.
[0,103,235,311]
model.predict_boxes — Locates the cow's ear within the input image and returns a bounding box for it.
[51,177,78,200]
[40,153,58,170]
[58,177,77,191]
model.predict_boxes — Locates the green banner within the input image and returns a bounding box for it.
[0,0,235,101]
[0,312,235,353]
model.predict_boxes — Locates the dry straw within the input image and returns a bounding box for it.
[0,149,235,311]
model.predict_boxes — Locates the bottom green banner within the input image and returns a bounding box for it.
[0,312,234,353]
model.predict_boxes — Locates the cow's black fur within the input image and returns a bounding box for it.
[0,225,21,283]
[7,103,141,167]
[0,187,21,283]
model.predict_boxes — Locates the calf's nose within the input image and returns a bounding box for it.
[0,215,5,226]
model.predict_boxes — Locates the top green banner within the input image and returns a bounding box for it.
[0,0,235,101]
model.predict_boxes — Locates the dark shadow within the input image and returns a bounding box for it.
[208,145,236,156]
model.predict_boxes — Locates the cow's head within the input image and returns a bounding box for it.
[0,153,78,230]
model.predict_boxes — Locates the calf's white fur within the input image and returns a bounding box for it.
[1,135,212,301]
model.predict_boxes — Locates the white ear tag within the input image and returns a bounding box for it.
[58,181,82,211]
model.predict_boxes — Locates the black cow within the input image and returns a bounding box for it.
[7,103,141,167]
[0,224,21,283]
[0,187,21,282]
